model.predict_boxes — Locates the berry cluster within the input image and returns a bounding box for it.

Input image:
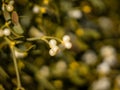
[48,35,72,56]
[62,35,72,49]
[49,39,59,56]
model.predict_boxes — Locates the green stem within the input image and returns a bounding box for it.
[4,37,22,89]
[27,36,63,44]
[26,37,49,44]
[26,37,43,41]
[43,36,63,43]
[11,47,21,88]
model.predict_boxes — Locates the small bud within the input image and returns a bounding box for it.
[63,35,70,42]
[6,4,14,12]
[3,28,11,36]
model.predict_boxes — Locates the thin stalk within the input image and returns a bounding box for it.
[27,36,63,43]
[4,37,22,89]
[11,46,21,88]
[26,37,43,41]
[27,37,49,45]
[43,36,63,43]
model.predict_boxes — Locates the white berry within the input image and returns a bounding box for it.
[3,28,11,36]
[6,4,14,12]
[63,35,70,42]
[68,9,82,19]
[49,39,57,48]
[33,5,40,13]
[64,42,72,49]
[49,49,56,56]
[52,46,59,52]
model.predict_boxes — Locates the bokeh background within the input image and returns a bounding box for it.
[0,0,120,90]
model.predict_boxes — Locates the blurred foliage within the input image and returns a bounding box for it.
[0,0,120,90]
